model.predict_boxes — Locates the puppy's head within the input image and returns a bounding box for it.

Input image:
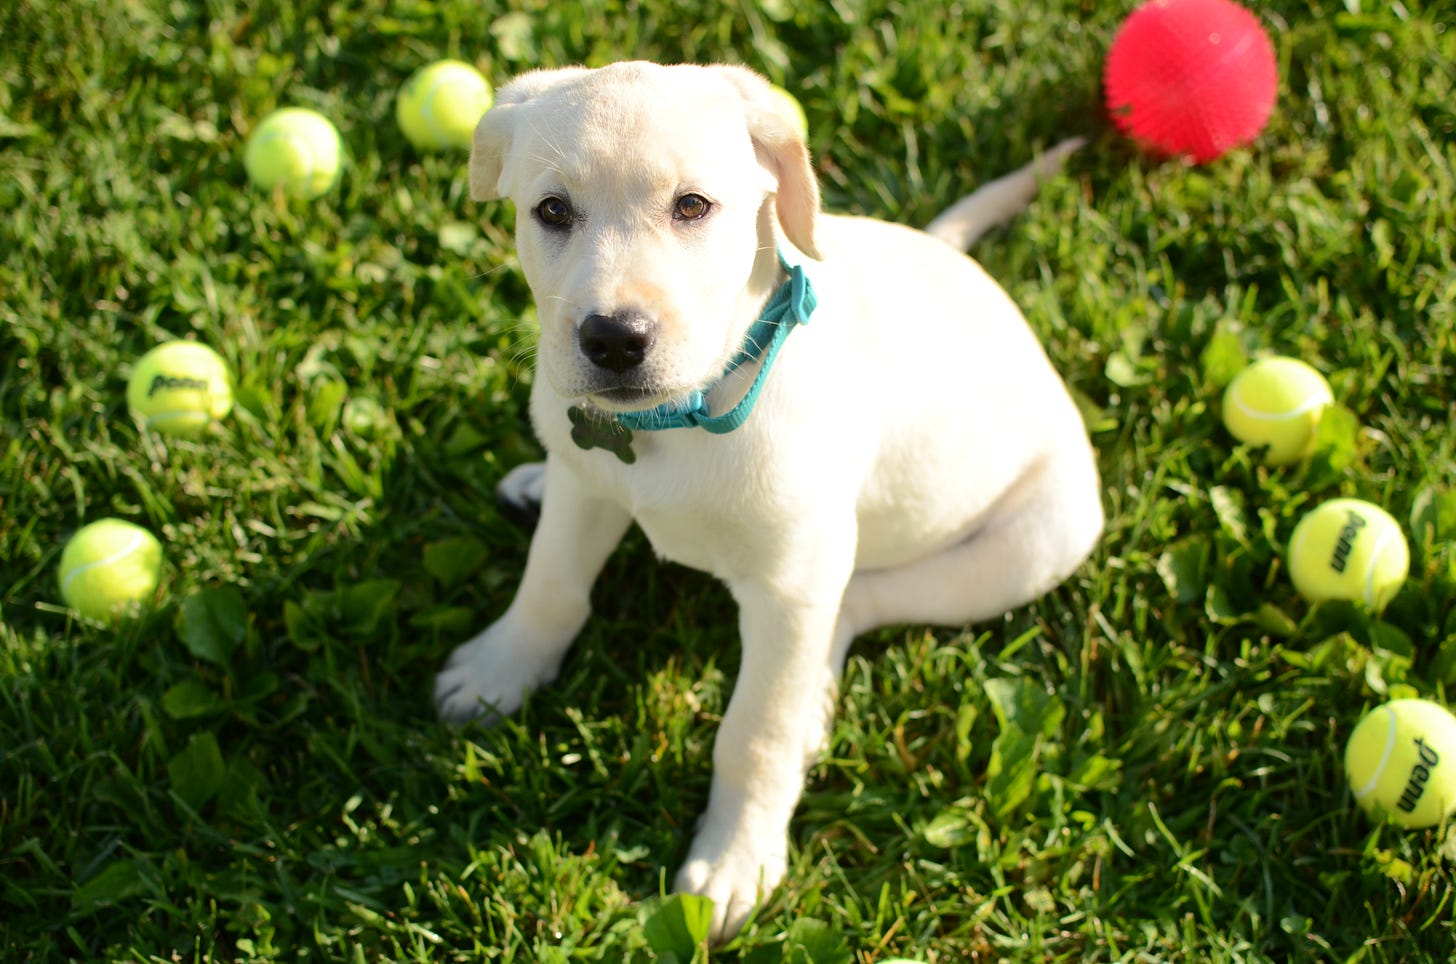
[469,62,820,412]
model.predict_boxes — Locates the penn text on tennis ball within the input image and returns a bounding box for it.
[1221,356,1333,465]
[1104,0,1277,163]
[58,519,164,624]
[126,341,234,437]
[243,107,342,199]
[1345,699,1456,828]
[1287,498,1409,610]
[396,60,494,151]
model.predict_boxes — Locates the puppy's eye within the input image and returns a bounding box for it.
[535,196,573,227]
[673,193,713,222]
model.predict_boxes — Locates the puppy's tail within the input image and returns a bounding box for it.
[923,137,1084,251]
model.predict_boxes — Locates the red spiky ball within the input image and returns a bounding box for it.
[1104,0,1277,164]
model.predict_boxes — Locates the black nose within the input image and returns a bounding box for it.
[579,311,657,373]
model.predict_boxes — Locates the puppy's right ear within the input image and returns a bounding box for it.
[468,107,512,201]
[469,67,591,201]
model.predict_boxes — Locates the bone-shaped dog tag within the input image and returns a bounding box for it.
[567,405,637,464]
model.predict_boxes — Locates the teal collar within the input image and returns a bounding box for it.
[568,255,818,464]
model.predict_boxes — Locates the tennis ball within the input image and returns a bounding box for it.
[396,60,494,151]
[126,341,234,437]
[1221,356,1333,465]
[1345,699,1456,828]
[58,519,163,624]
[244,107,343,199]
[1104,0,1277,163]
[768,83,808,140]
[1287,498,1409,610]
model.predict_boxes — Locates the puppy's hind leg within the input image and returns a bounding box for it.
[838,443,1102,647]
[496,461,547,530]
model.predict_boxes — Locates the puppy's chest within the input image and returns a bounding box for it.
[631,477,770,576]
[632,503,764,576]
[568,445,777,578]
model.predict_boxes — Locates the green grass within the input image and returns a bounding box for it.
[3,0,1455,960]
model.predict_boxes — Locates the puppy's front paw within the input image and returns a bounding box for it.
[433,624,565,724]
[674,814,788,943]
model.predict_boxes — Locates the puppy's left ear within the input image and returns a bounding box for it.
[715,66,823,260]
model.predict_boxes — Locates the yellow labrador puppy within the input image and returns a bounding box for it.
[437,61,1103,939]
